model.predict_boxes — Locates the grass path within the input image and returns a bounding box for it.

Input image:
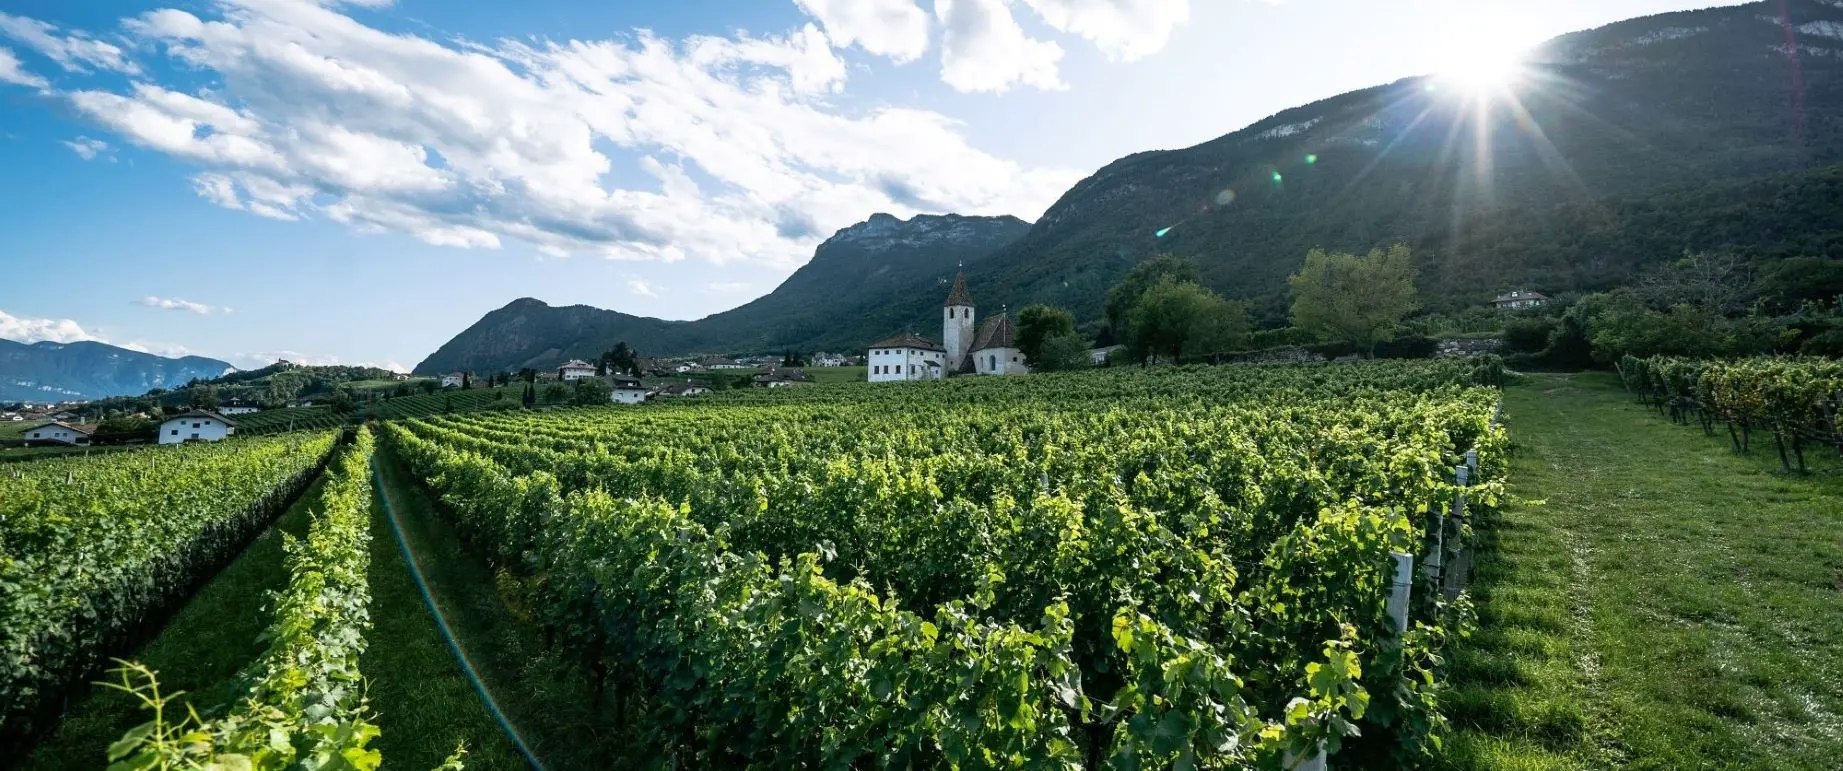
[1444,373,1843,771]
[364,449,639,770]
[20,478,327,770]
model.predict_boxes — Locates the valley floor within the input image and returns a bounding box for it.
[1444,373,1843,771]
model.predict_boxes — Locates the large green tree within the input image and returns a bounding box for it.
[1016,305,1077,367]
[1126,277,1252,364]
[1105,255,1203,344]
[1288,245,1419,349]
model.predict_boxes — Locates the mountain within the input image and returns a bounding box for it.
[413,213,1031,374]
[422,0,1843,371]
[0,340,234,402]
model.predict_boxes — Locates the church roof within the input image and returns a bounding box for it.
[943,272,973,307]
[870,333,944,352]
[970,313,1017,352]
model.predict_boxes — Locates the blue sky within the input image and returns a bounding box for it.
[0,0,1739,372]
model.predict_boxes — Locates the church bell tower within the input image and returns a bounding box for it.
[943,271,975,371]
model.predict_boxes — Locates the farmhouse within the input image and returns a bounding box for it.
[699,356,748,370]
[559,360,598,381]
[219,400,260,416]
[159,411,237,444]
[655,381,712,397]
[1493,290,1547,310]
[609,375,648,405]
[867,273,1030,382]
[24,421,92,446]
[753,369,814,388]
[441,372,466,388]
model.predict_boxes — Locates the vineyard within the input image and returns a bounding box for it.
[0,431,338,746]
[381,360,1505,768]
[1618,355,1843,472]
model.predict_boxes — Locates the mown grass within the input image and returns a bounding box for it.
[21,478,326,769]
[365,449,639,770]
[1443,372,1843,771]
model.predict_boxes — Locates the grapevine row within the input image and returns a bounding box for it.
[1619,355,1843,471]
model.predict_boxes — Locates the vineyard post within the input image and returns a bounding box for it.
[1387,552,1413,636]
[1443,464,1472,600]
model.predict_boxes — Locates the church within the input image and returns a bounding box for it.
[867,273,1028,382]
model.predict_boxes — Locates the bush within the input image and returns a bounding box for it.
[1501,318,1556,354]
[1249,327,1316,349]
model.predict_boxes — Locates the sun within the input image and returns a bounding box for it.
[1432,19,1533,92]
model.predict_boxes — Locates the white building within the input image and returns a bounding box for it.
[699,356,748,370]
[441,372,466,388]
[219,401,260,416]
[159,411,237,444]
[559,360,598,381]
[967,313,1028,376]
[1492,290,1548,310]
[1089,345,1125,365]
[868,272,1030,381]
[609,376,648,404]
[655,381,712,397]
[868,334,946,382]
[24,421,91,446]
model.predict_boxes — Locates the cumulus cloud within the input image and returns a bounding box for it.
[0,46,47,88]
[626,279,659,298]
[1017,0,1190,61]
[140,296,229,314]
[22,0,1074,271]
[794,0,932,62]
[62,136,111,160]
[935,0,1066,93]
[0,12,139,75]
[0,309,98,344]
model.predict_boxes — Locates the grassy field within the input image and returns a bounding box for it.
[1444,372,1843,771]
[365,450,640,770]
[21,477,326,769]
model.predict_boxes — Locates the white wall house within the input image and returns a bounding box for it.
[967,312,1029,376]
[609,376,648,404]
[1492,290,1547,310]
[160,411,236,444]
[559,360,598,381]
[868,334,947,382]
[219,402,260,415]
[24,421,91,446]
[656,381,712,397]
[441,372,466,388]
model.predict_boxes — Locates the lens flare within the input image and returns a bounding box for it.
[1155,226,1172,238]
[1215,189,1236,206]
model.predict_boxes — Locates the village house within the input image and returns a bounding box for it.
[24,421,92,446]
[609,375,648,405]
[655,381,713,397]
[699,356,748,370]
[159,410,236,444]
[753,369,815,388]
[218,400,261,416]
[1493,290,1548,310]
[867,273,1030,382]
[559,359,598,381]
[441,372,467,388]
[1088,345,1125,365]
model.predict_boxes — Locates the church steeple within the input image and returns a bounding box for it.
[944,271,973,308]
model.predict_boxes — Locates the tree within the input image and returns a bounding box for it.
[1016,305,1077,368]
[782,350,807,367]
[1288,244,1418,350]
[1105,255,1203,343]
[1126,278,1251,364]
[189,386,220,411]
[522,381,536,407]
[600,342,638,377]
[419,380,439,395]
[326,389,355,414]
[1034,333,1093,372]
[544,383,571,404]
[573,378,612,406]
[461,372,473,390]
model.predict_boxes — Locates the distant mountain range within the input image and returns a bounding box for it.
[0,339,233,402]
[420,0,1843,375]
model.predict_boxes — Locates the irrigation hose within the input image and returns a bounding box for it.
[370,457,548,771]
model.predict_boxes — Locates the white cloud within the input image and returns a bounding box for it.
[626,279,658,298]
[0,46,47,88]
[62,136,111,160]
[0,309,98,344]
[0,12,139,75]
[935,0,1067,93]
[140,296,229,314]
[794,0,932,62]
[27,0,1074,270]
[1016,0,1189,61]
